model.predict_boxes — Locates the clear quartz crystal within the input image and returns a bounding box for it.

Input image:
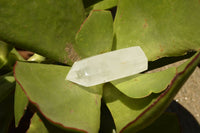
[66,46,148,87]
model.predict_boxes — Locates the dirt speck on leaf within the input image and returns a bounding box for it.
[160,45,164,52]
[70,110,74,113]
[65,43,81,63]
[119,12,123,19]
[143,19,148,28]
[95,95,99,105]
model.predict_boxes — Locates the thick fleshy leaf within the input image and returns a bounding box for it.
[114,0,200,61]
[14,62,102,133]
[28,54,46,63]
[0,41,13,69]
[0,48,24,75]
[0,72,15,102]
[0,0,85,64]
[137,113,180,133]
[103,83,160,133]
[27,113,48,133]
[0,91,14,133]
[103,52,200,133]
[111,67,176,98]
[75,10,113,58]
[29,112,78,133]
[93,0,118,10]
[10,48,25,61]
[14,83,29,127]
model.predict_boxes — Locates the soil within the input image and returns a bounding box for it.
[171,66,200,133]
[152,59,200,132]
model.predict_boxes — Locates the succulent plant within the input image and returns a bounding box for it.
[0,0,200,132]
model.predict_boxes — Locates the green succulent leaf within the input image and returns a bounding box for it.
[137,112,181,133]
[28,54,46,63]
[111,67,176,98]
[14,62,102,133]
[0,72,15,102]
[0,48,24,75]
[75,10,113,59]
[28,112,79,133]
[27,113,48,133]
[10,48,25,61]
[0,0,85,64]
[103,83,160,133]
[103,52,200,133]
[14,83,29,127]
[0,41,13,69]
[114,0,200,60]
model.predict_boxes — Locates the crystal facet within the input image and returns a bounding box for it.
[66,46,148,87]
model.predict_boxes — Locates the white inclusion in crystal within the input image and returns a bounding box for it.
[66,46,148,87]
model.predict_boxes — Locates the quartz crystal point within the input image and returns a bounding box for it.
[66,46,148,87]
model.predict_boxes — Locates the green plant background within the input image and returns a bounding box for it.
[0,0,200,133]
